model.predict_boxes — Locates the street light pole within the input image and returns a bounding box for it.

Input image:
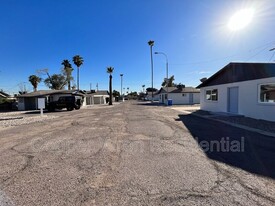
[148,40,154,102]
[155,52,169,105]
[120,74,123,101]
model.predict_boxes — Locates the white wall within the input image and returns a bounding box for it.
[193,93,200,104]
[147,93,159,101]
[160,92,200,105]
[200,77,275,121]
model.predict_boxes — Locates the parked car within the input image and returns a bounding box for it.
[47,96,83,112]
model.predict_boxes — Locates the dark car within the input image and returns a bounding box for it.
[47,96,83,112]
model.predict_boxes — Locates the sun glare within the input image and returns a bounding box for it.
[228,8,254,31]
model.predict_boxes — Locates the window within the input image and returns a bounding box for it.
[206,90,211,100]
[206,89,218,101]
[259,84,275,103]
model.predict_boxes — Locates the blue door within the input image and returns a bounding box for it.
[228,87,239,113]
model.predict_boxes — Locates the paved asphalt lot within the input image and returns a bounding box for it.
[0,101,274,206]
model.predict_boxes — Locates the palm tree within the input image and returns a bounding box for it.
[62,59,73,90]
[142,85,145,93]
[162,75,175,87]
[72,55,84,91]
[28,75,41,92]
[107,66,114,105]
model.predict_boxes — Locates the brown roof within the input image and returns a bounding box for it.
[18,90,85,97]
[85,90,109,96]
[0,91,10,98]
[197,62,275,88]
[157,87,200,94]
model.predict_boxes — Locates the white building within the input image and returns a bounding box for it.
[157,86,200,105]
[146,91,159,101]
[85,90,110,105]
[197,62,275,122]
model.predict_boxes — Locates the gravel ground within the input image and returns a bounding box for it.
[0,111,58,128]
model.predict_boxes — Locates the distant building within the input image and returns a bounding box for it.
[157,86,200,105]
[197,62,275,121]
[85,90,110,105]
[146,91,159,101]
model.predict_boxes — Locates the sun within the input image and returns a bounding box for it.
[228,8,254,31]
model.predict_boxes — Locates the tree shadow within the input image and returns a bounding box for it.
[176,114,275,180]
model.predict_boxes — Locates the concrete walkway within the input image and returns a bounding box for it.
[171,106,275,138]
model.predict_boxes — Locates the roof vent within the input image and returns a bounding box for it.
[200,77,208,82]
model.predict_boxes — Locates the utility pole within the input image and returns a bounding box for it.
[120,74,123,101]
[155,52,169,105]
[148,40,154,102]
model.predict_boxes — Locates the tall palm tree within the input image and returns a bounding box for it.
[107,66,114,105]
[62,59,73,90]
[72,55,84,90]
[28,75,41,92]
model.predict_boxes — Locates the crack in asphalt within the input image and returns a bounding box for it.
[0,102,274,205]
[1,154,34,188]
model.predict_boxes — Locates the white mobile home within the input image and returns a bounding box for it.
[85,90,110,105]
[197,62,275,122]
[157,86,200,105]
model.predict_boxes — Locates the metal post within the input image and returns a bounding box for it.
[155,52,169,105]
[148,40,154,102]
[120,74,123,101]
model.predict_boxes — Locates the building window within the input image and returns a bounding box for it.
[205,89,218,101]
[259,84,275,103]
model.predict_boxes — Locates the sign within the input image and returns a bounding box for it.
[38,98,45,116]
[38,98,45,109]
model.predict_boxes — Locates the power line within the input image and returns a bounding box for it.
[245,44,272,61]
[269,47,275,62]
[170,40,275,66]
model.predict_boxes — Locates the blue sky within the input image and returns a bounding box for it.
[0,0,275,94]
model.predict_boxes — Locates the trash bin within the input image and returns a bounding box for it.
[167,99,173,106]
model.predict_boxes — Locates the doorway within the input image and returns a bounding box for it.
[228,87,239,113]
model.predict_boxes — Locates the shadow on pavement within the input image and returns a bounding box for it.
[23,109,69,115]
[176,113,275,180]
[135,102,165,107]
